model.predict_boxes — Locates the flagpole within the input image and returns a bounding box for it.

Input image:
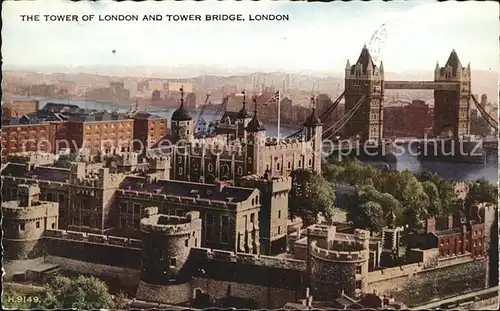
[277,90,281,141]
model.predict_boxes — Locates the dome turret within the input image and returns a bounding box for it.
[246,95,266,132]
[237,91,252,119]
[303,96,322,127]
[171,86,192,121]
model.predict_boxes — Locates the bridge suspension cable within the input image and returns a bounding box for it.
[323,95,366,140]
[471,94,498,133]
[285,91,345,139]
[319,91,346,121]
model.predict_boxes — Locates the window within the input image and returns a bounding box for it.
[83,216,90,227]
[356,265,362,274]
[133,203,141,215]
[221,215,230,243]
[277,163,280,170]
[175,209,184,217]
[356,280,362,289]
[195,238,198,247]
[278,226,281,234]
[205,213,215,241]
[20,223,25,231]
[298,160,302,167]
[36,221,40,228]
[121,218,126,228]
[208,164,213,172]
[51,223,55,229]
[47,193,53,201]
[237,166,243,175]
[185,239,189,247]
[309,159,312,165]
[59,194,65,203]
[248,157,252,163]
[179,167,183,175]
[170,257,177,267]
[278,210,281,219]
[250,213,255,223]
[288,161,291,169]
[121,202,128,213]
[134,218,140,229]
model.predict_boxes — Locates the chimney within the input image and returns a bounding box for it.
[447,215,454,229]
[426,217,436,234]
[215,180,226,192]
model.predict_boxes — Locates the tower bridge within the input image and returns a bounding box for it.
[285,45,498,160]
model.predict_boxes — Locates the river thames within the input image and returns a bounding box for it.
[5,96,498,184]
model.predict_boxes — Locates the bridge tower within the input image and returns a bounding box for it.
[344,45,384,142]
[433,50,471,138]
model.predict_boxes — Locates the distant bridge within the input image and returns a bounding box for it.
[384,81,459,91]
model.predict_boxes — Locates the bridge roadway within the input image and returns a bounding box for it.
[410,286,499,310]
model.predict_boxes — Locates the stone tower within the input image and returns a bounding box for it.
[307,225,370,300]
[344,45,384,142]
[303,96,323,174]
[245,95,266,175]
[139,209,202,285]
[171,86,194,143]
[433,50,471,138]
[2,184,59,260]
[236,90,253,142]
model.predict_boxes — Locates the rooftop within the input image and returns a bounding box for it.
[1,163,70,182]
[119,176,256,203]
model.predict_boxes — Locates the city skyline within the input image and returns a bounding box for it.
[2,0,499,74]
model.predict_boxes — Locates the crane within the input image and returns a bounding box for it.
[195,93,212,133]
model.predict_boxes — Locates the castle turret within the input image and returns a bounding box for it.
[139,211,202,285]
[171,86,194,143]
[307,224,370,300]
[2,184,59,260]
[245,95,266,175]
[303,96,323,174]
[236,90,252,141]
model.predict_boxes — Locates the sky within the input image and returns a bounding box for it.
[2,0,499,74]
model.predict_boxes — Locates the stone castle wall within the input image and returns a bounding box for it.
[43,229,142,269]
[366,255,487,306]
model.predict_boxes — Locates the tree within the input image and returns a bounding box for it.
[422,181,442,217]
[41,275,114,309]
[356,201,385,233]
[419,171,456,215]
[322,163,345,182]
[466,179,498,206]
[289,169,336,225]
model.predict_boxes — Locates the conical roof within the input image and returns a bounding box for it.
[445,49,463,76]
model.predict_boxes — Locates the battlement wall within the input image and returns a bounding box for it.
[263,141,311,154]
[310,241,369,262]
[189,247,306,271]
[367,253,477,284]
[140,212,202,236]
[7,152,56,165]
[117,189,241,210]
[3,202,59,220]
[239,175,291,193]
[43,229,142,249]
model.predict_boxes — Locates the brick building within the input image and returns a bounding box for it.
[2,100,39,121]
[1,116,64,162]
[128,111,168,152]
[65,111,134,154]
[383,100,432,138]
[408,212,486,258]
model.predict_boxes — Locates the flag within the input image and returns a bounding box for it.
[262,91,280,107]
